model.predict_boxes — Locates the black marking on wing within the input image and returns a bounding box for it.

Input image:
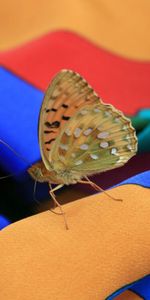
[45,121,60,128]
[44,130,55,134]
[62,116,70,121]
[62,104,69,108]
[45,138,55,144]
[46,108,57,112]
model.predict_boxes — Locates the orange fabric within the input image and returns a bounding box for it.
[0,184,150,299]
[0,0,150,60]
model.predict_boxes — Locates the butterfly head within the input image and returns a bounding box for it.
[28,165,45,182]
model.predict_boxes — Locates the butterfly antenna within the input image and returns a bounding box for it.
[0,139,32,167]
[79,176,122,202]
[0,172,23,180]
[33,180,41,204]
[0,139,41,205]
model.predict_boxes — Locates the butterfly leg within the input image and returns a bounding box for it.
[49,184,57,210]
[79,176,122,202]
[49,184,69,230]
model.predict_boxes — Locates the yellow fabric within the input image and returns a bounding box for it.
[0,0,150,60]
[0,184,150,299]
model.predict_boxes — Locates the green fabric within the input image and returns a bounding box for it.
[128,109,150,152]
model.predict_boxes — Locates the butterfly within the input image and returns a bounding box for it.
[28,70,138,229]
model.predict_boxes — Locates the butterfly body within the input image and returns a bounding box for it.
[28,160,81,185]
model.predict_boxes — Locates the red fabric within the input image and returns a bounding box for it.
[0,30,150,115]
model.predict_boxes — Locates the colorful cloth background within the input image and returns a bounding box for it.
[0,1,150,299]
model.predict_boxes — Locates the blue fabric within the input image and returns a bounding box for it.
[0,67,43,174]
[117,170,150,189]
[106,275,150,299]
[0,215,10,229]
[130,275,150,299]
[138,109,150,119]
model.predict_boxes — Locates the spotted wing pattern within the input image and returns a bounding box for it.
[50,102,137,181]
[28,69,137,185]
[39,70,100,170]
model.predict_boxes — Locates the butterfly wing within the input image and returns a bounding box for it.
[38,70,100,171]
[29,69,137,184]
[50,102,137,182]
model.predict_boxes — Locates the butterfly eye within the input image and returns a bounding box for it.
[28,166,44,181]
[34,167,43,178]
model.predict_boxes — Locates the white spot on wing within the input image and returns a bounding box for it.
[117,156,127,164]
[74,128,82,138]
[105,111,111,117]
[83,128,93,136]
[80,110,88,115]
[115,117,120,123]
[80,144,89,150]
[94,108,100,113]
[59,144,68,151]
[90,154,99,160]
[65,128,71,136]
[97,131,109,139]
[122,125,128,130]
[100,142,109,148]
[127,144,132,150]
[125,135,130,140]
[75,160,83,165]
[111,148,117,155]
